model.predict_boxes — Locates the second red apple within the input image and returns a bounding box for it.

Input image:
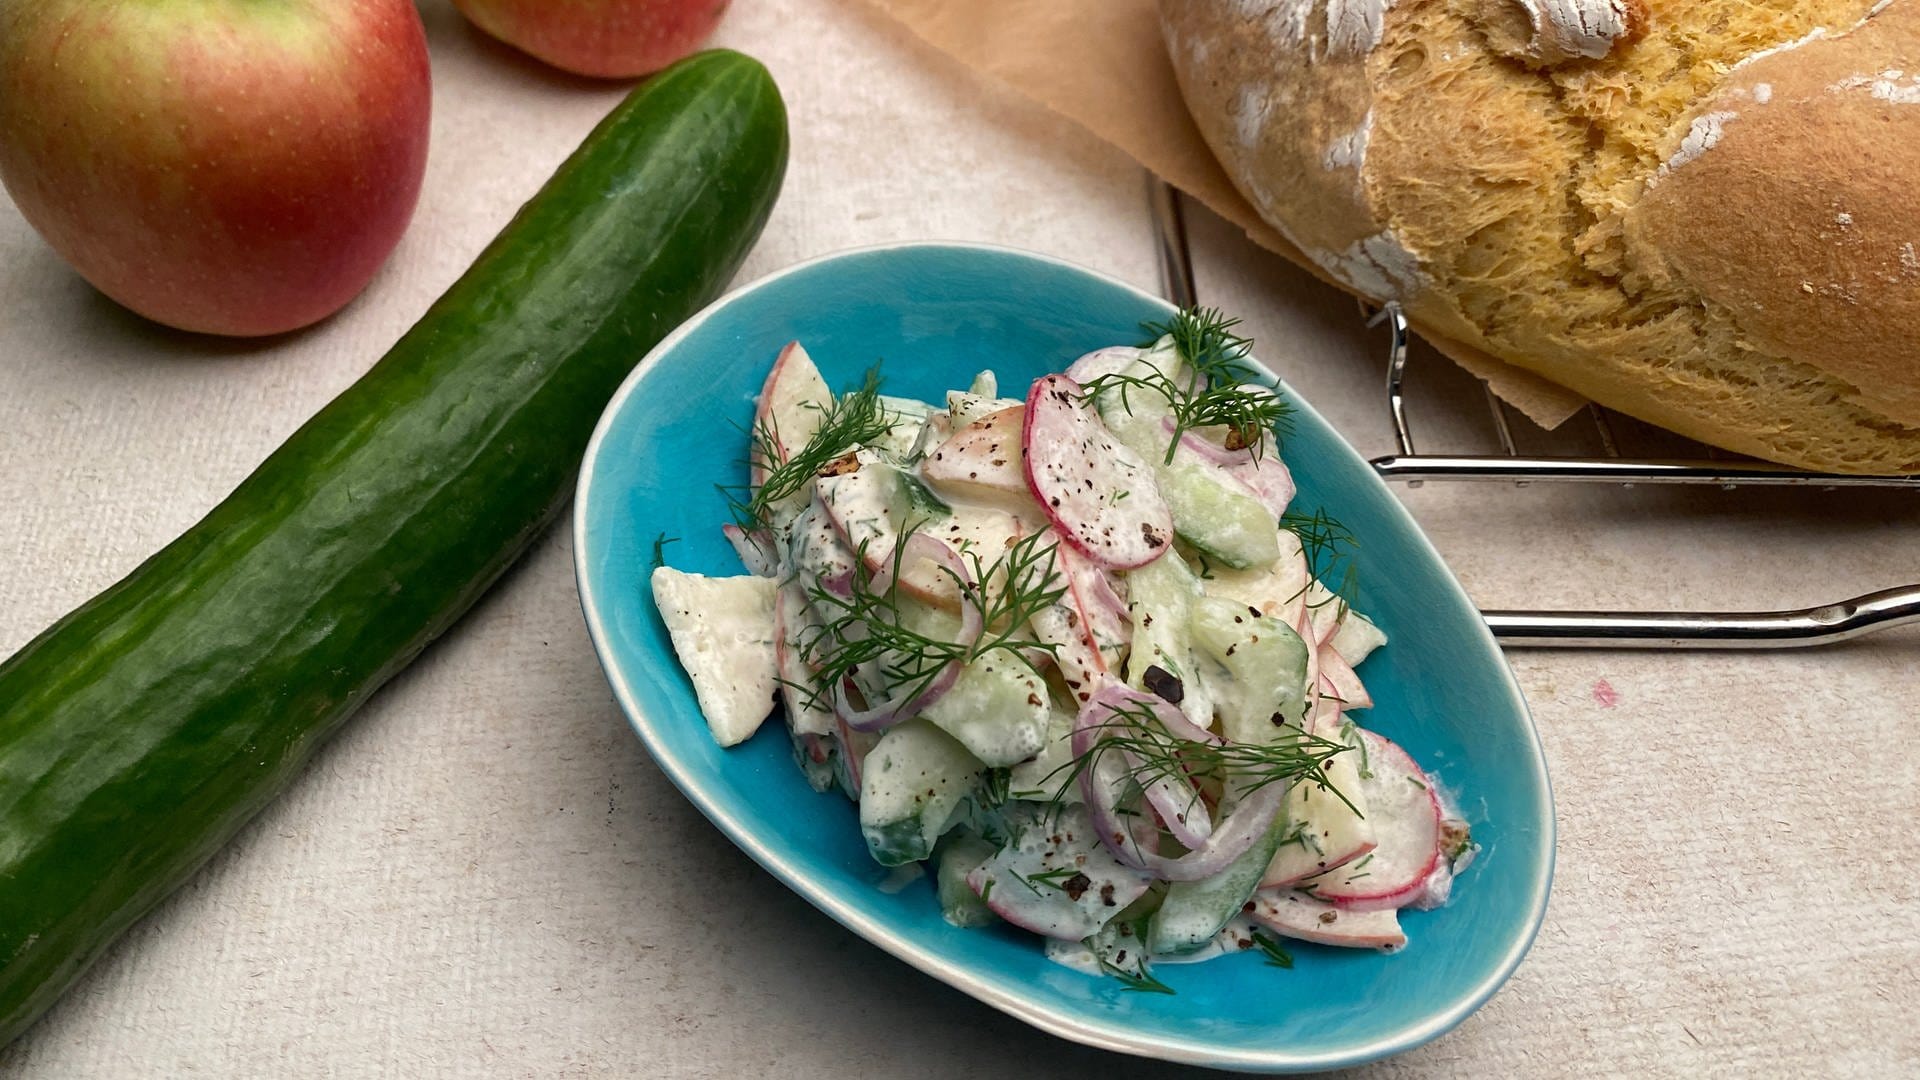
[454,0,731,79]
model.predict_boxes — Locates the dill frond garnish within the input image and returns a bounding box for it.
[1250,931,1295,969]
[1043,697,1356,820]
[980,767,1012,809]
[649,533,679,570]
[725,366,895,529]
[797,527,1068,715]
[1095,940,1176,995]
[1281,506,1360,613]
[1081,307,1294,464]
[1013,866,1086,895]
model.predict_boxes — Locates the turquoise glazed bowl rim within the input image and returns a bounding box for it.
[573,241,1554,1072]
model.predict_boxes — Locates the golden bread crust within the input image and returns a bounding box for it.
[1165,0,1920,473]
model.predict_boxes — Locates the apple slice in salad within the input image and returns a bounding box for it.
[651,309,1477,991]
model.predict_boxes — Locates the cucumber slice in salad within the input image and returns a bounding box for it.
[1090,344,1284,570]
[1154,461,1283,571]
[967,804,1154,940]
[860,719,982,866]
[1120,549,1216,727]
[873,394,935,459]
[1006,703,1080,804]
[935,834,1000,928]
[1189,595,1310,739]
[1149,805,1291,956]
[1123,548,1197,685]
[920,655,1050,768]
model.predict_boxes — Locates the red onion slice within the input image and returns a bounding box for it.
[1126,747,1215,848]
[834,533,981,732]
[1072,684,1285,881]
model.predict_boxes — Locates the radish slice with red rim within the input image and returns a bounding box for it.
[1318,645,1372,710]
[1025,530,1130,704]
[1064,345,1144,385]
[1023,374,1173,569]
[1247,889,1406,951]
[723,523,780,578]
[1305,730,1441,909]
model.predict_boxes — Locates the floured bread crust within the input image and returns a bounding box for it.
[1165,0,1920,474]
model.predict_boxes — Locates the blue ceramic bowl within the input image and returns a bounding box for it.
[573,243,1553,1072]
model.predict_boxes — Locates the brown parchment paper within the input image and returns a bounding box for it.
[857,0,1589,427]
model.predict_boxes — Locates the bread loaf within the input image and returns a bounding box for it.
[1162,0,1920,474]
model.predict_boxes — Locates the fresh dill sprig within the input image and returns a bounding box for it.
[1250,931,1295,969]
[1281,506,1360,613]
[980,767,1013,809]
[1339,719,1374,780]
[1143,306,1254,373]
[649,534,679,570]
[1082,307,1295,464]
[725,366,895,530]
[1016,866,1087,894]
[1095,950,1175,995]
[1042,698,1357,822]
[797,527,1067,716]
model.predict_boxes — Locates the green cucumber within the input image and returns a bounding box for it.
[935,834,1000,928]
[0,51,787,1046]
[874,395,936,459]
[919,656,1050,768]
[897,469,953,522]
[1148,810,1290,956]
[1190,595,1310,740]
[1156,462,1282,570]
[859,719,983,866]
[1123,549,1199,687]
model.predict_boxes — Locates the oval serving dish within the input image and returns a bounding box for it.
[573,242,1554,1073]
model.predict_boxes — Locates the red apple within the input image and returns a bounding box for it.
[0,0,431,337]
[453,0,731,80]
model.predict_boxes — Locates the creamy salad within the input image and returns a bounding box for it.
[652,310,1475,988]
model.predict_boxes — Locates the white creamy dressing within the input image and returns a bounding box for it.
[1155,915,1268,965]
[1043,936,1108,976]
[1043,914,1269,976]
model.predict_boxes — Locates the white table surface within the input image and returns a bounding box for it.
[3,1,1917,1075]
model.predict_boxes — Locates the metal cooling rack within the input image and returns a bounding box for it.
[1147,178,1920,648]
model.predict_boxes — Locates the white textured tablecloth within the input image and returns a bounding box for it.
[2,2,1916,1075]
